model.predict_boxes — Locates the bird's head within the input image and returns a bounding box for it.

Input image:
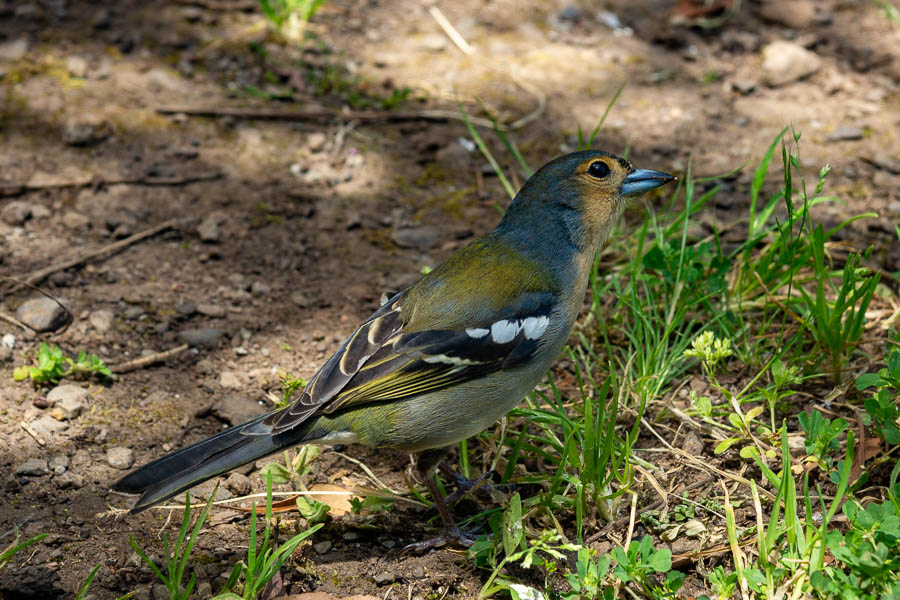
[499,150,675,251]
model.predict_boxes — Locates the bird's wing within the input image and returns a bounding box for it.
[264,289,556,434]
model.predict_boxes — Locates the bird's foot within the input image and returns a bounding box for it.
[402,526,479,554]
[440,468,512,506]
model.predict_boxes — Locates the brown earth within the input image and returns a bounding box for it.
[1,0,899,598]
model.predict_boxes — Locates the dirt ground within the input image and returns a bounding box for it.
[1,0,899,597]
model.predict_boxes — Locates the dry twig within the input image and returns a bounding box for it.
[0,171,221,198]
[110,345,190,374]
[3,219,179,296]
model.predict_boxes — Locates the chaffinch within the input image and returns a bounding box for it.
[114,150,674,545]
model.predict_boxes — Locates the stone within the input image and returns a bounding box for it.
[124,306,145,320]
[47,385,88,420]
[29,204,50,219]
[826,126,864,142]
[16,458,49,476]
[66,55,88,78]
[2,201,32,225]
[196,303,226,318]
[559,5,582,21]
[197,213,225,242]
[224,472,251,495]
[61,210,90,230]
[313,540,333,554]
[190,480,232,502]
[175,303,196,316]
[219,371,243,389]
[391,226,438,252]
[732,79,756,95]
[373,572,396,584]
[250,281,270,296]
[761,41,821,87]
[49,454,69,474]
[30,415,69,436]
[151,584,169,600]
[63,119,107,146]
[0,38,28,61]
[89,309,114,333]
[306,132,327,152]
[55,471,84,489]
[177,328,223,347]
[0,346,10,362]
[107,447,135,470]
[212,394,265,426]
[758,0,815,28]
[290,291,310,308]
[16,297,70,332]
[1,333,14,349]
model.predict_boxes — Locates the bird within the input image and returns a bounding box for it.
[114,149,674,548]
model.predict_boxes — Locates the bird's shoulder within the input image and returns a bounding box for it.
[400,234,561,333]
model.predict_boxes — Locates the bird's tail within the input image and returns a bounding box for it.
[113,410,288,513]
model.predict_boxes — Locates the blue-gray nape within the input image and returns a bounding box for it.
[620,169,675,196]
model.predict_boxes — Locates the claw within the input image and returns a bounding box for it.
[402,526,478,554]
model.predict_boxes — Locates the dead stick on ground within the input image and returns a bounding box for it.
[0,171,222,198]
[154,105,503,129]
[111,344,190,374]
[4,219,179,296]
[0,311,34,333]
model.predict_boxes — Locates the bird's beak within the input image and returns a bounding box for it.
[620,169,676,196]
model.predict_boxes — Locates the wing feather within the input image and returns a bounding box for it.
[265,289,556,434]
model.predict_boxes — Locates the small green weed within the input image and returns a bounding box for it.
[858,348,900,443]
[0,529,46,571]
[129,491,216,600]
[258,0,326,43]
[215,473,323,599]
[12,342,111,385]
[811,498,900,598]
[258,446,330,523]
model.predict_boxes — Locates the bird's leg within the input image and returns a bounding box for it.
[437,463,508,507]
[402,448,479,553]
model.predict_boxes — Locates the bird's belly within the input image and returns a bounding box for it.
[376,364,549,453]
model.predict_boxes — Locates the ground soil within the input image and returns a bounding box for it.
[1,0,899,598]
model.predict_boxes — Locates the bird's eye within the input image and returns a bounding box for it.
[588,161,610,179]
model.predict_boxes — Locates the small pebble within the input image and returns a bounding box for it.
[54,471,84,489]
[1,201,32,226]
[343,531,362,542]
[49,454,69,474]
[30,415,69,435]
[89,309,114,333]
[107,447,135,470]
[175,303,196,316]
[224,472,251,495]
[196,303,226,318]
[16,458,49,476]
[1,333,14,349]
[16,297,69,332]
[826,126,864,142]
[177,328,223,347]
[124,306,145,320]
[290,292,310,308]
[313,540,333,554]
[374,572,396,585]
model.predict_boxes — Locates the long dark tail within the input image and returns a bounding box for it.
[114,410,290,513]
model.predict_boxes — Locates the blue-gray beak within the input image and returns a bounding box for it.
[620,168,675,196]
